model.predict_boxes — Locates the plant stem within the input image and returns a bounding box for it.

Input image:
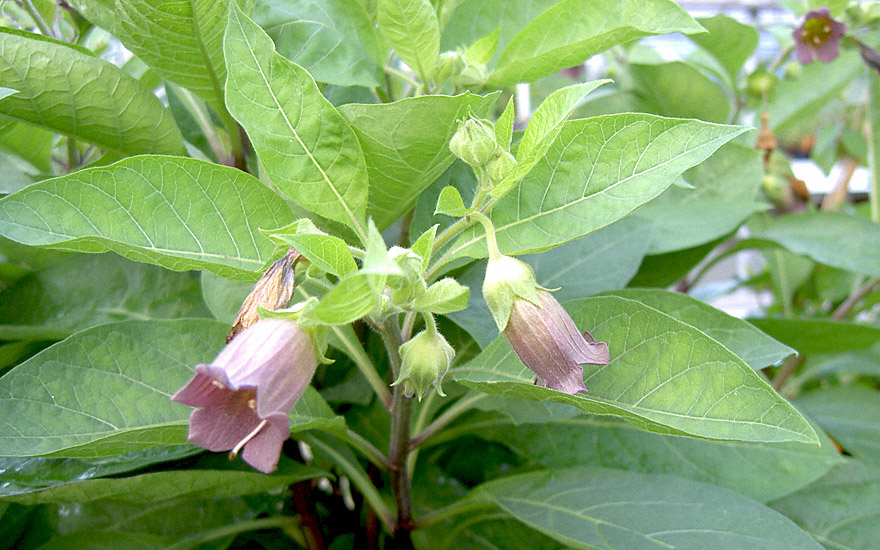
[413,498,495,529]
[772,355,804,392]
[868,70,880,223]
[333,325,393,411]
[398,207,415,247]
[65,136,78,173]
[409,393,485,449]
[380,318,415,539]
[21,0,53,36]
[168,516,305,550]
[831,277,880,320]
[339,428,393,471]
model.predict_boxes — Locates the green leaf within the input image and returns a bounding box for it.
[255,0,383,87]
[628,61,730,123]
[447,115,748,260]
[465,26,501,66]
[114,0,241,115]
[633,143,767,254]
[796,386,880,466]
[0,253,211,341]
[749,318,880,357]
[411,224,438,273]
[312,274,380,325]
[413,277,469,313]
[1,458,324,505]
[0,319,342,457]
[267,219,358,277]
[449,216,652,347]
[435,186,471,217]
[224,4,368,237]
[494,96,515,150]
[65,0,116,31]
[608,289,794,370]
[492,80,610,199]
[471,413,841,503]
[771,460,880,550]
[690,14,759,82]
[0,156,292,280]
[486,0,704,87]
[474,467,824,550]
[339,92,496,229]
[453,295,818,444]
[0,29,184,155]
[440,0,558,56]
[377,0,439,82]
[0,116,54,173]
[747,212,880,277]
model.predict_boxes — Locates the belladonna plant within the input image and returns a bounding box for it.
[793,8,847,64]
[172,318,319,473]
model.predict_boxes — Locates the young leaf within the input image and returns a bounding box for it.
[311,274,381,325]
[0,156,292,280]
[377,0,440,83]
[494,96,515,151]
[608,289,795,370]
[115,0,243,115]
[266,219,358,277]
[435,186,471,217]
[486,0,704,87]
[453,296,819,445]
[0,28,184,155]
[690,14,759,82]
[224,4,368,238]
[448,115,748,260]
[255,0,384,88]
[339,92,497,229]
[492,80,610,199]
[411,224,438,273]
[413,278,469,314]
[0,319,343,457]
[473,468,824,550]
[465,26,501,65]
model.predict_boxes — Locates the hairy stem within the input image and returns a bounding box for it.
[339,428,393,471]
[21,0,53,36]
[409,393,485,450]
[831,277,880,320]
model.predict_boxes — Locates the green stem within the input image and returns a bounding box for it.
[867,70,880,223]
[304,435,394,534]
[339,428,393,471]
[414,498,495,529]
[176,87,228,164]
[384,66,420,88]
[468,211,501,260]
[65,137,78,173]
[404,390,439,475]
[409,393,485,449]
[333,325,393,411]
[21,0,53,36]
[168,516,304,550]
[424,210,499,282]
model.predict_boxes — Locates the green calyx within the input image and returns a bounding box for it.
[482,255,541,331]
[391,323,454,401]
[449,116,498,167]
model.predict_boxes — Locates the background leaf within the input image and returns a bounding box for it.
[796,386,880,466]
[224,4,368,237]
[748,318,880,356]
[0,29,184,155]
[255,0,384,87]
[689,14,759,82]
[0,156,292,280]
[377,0,439,82]
[446,115,747,260]
[453,295,818,444]
[339,92,496,229]
[474,467,824,549]
[629,61,730,123]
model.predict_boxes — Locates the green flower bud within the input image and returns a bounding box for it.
[782,61,801,80]
[482,255,541,331]
[762,173,790,208]
[486,149,517,186]
[434,51,465,83]
[746,69,776,98]
[449,117,498,167]
[392,329,455,400]
[386,246,427,307]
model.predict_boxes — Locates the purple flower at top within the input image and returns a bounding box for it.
[794,8,847,64]
[504,290,610,395]
[172,319,317,473]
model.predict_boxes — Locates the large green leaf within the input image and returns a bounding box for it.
[474,468,824,549]
[747,212,880,277]
[453,296,818,444]
[0,319,342,457]
[633,143,767,254]
[224,4,368,237]
[689,14,758,82]
[255,0,383,88]
[449,216,652,348]
[469,412,841,503]
[608,289,794,370]
[486,0,704,87]
[749,318,880,356]
[796,386,880,466]
[0,116,53,173]
[629,61,730,123]
[0,156,291,280]
[377,0,439,82]
[339,92,496,229]
[115,0,242,114]
[1,458,323,505]
[445,115,748,260]
[440,0,559,56]
[771,460,880,550]
[0,29,183,155]
[0,254,211,341]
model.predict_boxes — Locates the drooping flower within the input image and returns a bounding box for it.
[482,254,609,394]
[793,8,847,64]
[172,319,317,473]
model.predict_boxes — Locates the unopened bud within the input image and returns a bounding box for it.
[392,329,454,400]
[434,51,465,83]
[486,149,517,185]
[449,117,498,167]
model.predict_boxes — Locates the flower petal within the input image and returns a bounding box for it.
[187,390,261,452]
[241,413,290,473]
